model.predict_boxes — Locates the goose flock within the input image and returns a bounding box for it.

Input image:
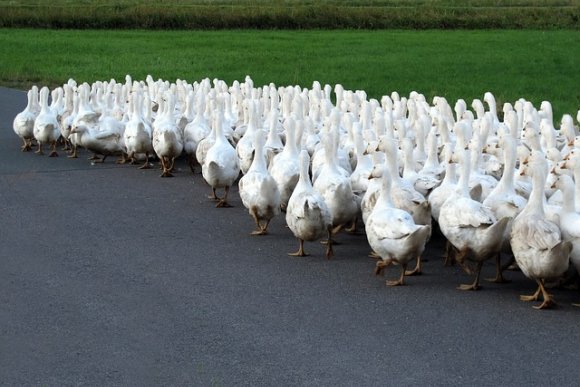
[12,75,580,309]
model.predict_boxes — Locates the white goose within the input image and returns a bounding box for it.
[286,150,333,258]
[439,148,510,291]
[182,92,210,172]
[381,136,431,275]
[401,137,440,198]
[312,126,358,235]
[349,122,373,214]
[428,145,458,223]
[510,150,572,309]
[236,99,260,175]
[202,109,240,207]
[269,117,301,211]
[13,89,38,152]
[70,83,100,159]
[551,173,580,306]
[482,136,527,282]
[238,129,281,235]
[58,83,76,152]
[368,165,431,286]
[152,92,184,177]
[33,87,61,157]
[264,110,285,167]
[124,89,154,169]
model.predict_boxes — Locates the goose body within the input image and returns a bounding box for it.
[286,150,333,258]
[13,89,38,151]
[551,173,580,291]
[382,136,432,232]
[202,110,240,207]
[33,87,61,157]
[401,137,440,198]
[152,93,184,176]
[367,165,431,286]
[439,149,510,290]
[510,150,572,309]
[124,91,154,169]
[238,130,281,234]
[482,136,527,281]
[70,83,100,158]
[269,117,300,211]
[70,122,124,163]
[236,100,260,175]
[182,94,210,172]
[312,128,358,232]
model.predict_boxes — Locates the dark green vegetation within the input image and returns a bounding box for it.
[1,29,578,118]
[0,0,578,29]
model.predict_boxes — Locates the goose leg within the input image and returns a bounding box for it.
[321,226,341,246]
[208,188,219,201]
[250,208,267,235]
[457,261,483,291]
[68,145,78,158]
[443,239,456,266]
[216,186,233,208]
[454,249,473,275]
[35,142,44,155]
[188,154,196,173]
[289,239,308,257]
[405,256,422,276]
[161,157,173,177]
[486,253,512,283]
[520,284,542,302]
[94,154,107,164]
[260,219,271,234]
[344,218,360,234]
[48,141,58,157]
[61,137,70,151]
[374,260,391,276]
[139,152,152,169]
[387,263,407,286]
[324,229,334,259]
[21,138,31,152]
[533,280,556,310]
[88,153,100,160]
[116,152,129,164]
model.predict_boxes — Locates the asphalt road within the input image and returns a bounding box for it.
[1,86,579,386]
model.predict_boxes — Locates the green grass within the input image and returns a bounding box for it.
[0,28,578,118]
[0,1,578,29]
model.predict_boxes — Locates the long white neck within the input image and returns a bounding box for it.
[376,165,395,210]
[457,149,471,198]
[384,139,401,184]
[496,137,517,194]
[442,162,457,186]
[248,131,267,174]
[39,87,50,114]
[558,175,576,214]
[524,160,548,217]
[324,126,340,174]
[297,150,312,191]
[283,117,298,157]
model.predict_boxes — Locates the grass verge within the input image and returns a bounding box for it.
[0,28,578,118]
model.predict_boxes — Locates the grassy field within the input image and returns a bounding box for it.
[0,1,578,29]
[0,28,578,119]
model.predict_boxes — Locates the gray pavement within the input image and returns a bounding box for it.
[1,86,579,386]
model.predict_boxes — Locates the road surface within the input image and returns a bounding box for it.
[1,86,579,386]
